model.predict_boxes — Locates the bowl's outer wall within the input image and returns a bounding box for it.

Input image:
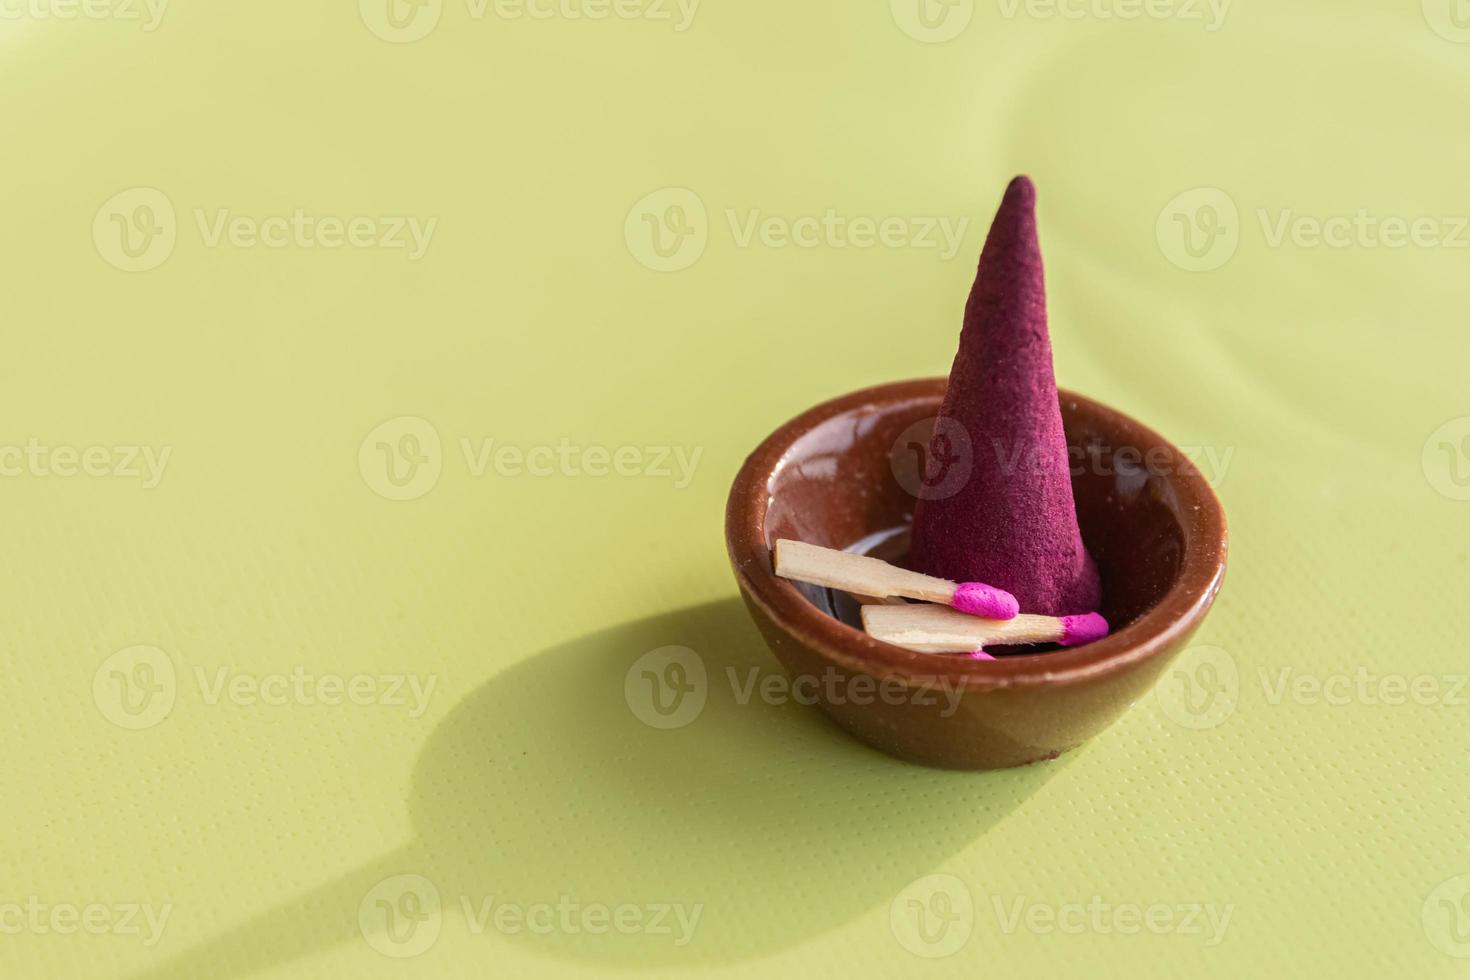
[740,588,1202,769]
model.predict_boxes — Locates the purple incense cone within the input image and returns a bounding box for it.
[909,176,1102,616]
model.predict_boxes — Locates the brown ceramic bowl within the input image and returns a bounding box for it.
[725,378,1227,769]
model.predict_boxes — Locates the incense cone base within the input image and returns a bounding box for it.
[725,378,1227,770]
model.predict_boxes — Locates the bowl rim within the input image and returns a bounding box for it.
[725,378,1228,690]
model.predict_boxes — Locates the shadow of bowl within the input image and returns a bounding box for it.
[127,600,1066,978]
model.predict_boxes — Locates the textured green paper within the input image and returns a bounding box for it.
[2,3,1469,977]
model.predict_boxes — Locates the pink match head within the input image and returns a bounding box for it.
[950,582,1020,620]
[1060,612,1109,647]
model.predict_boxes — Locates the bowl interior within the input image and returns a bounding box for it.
[761,387,1191,634]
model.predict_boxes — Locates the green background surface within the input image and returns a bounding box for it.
[4,1,1470,976]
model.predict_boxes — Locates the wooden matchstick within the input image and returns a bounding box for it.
[774,539,1019,620]
[860,603,1109,657]
[851,593,906,606]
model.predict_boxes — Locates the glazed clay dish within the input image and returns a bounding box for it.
[725,378,1228,769]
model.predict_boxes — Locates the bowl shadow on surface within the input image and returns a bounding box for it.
[128,599,1068,978]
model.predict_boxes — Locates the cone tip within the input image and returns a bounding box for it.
[1003,175,1036,208]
